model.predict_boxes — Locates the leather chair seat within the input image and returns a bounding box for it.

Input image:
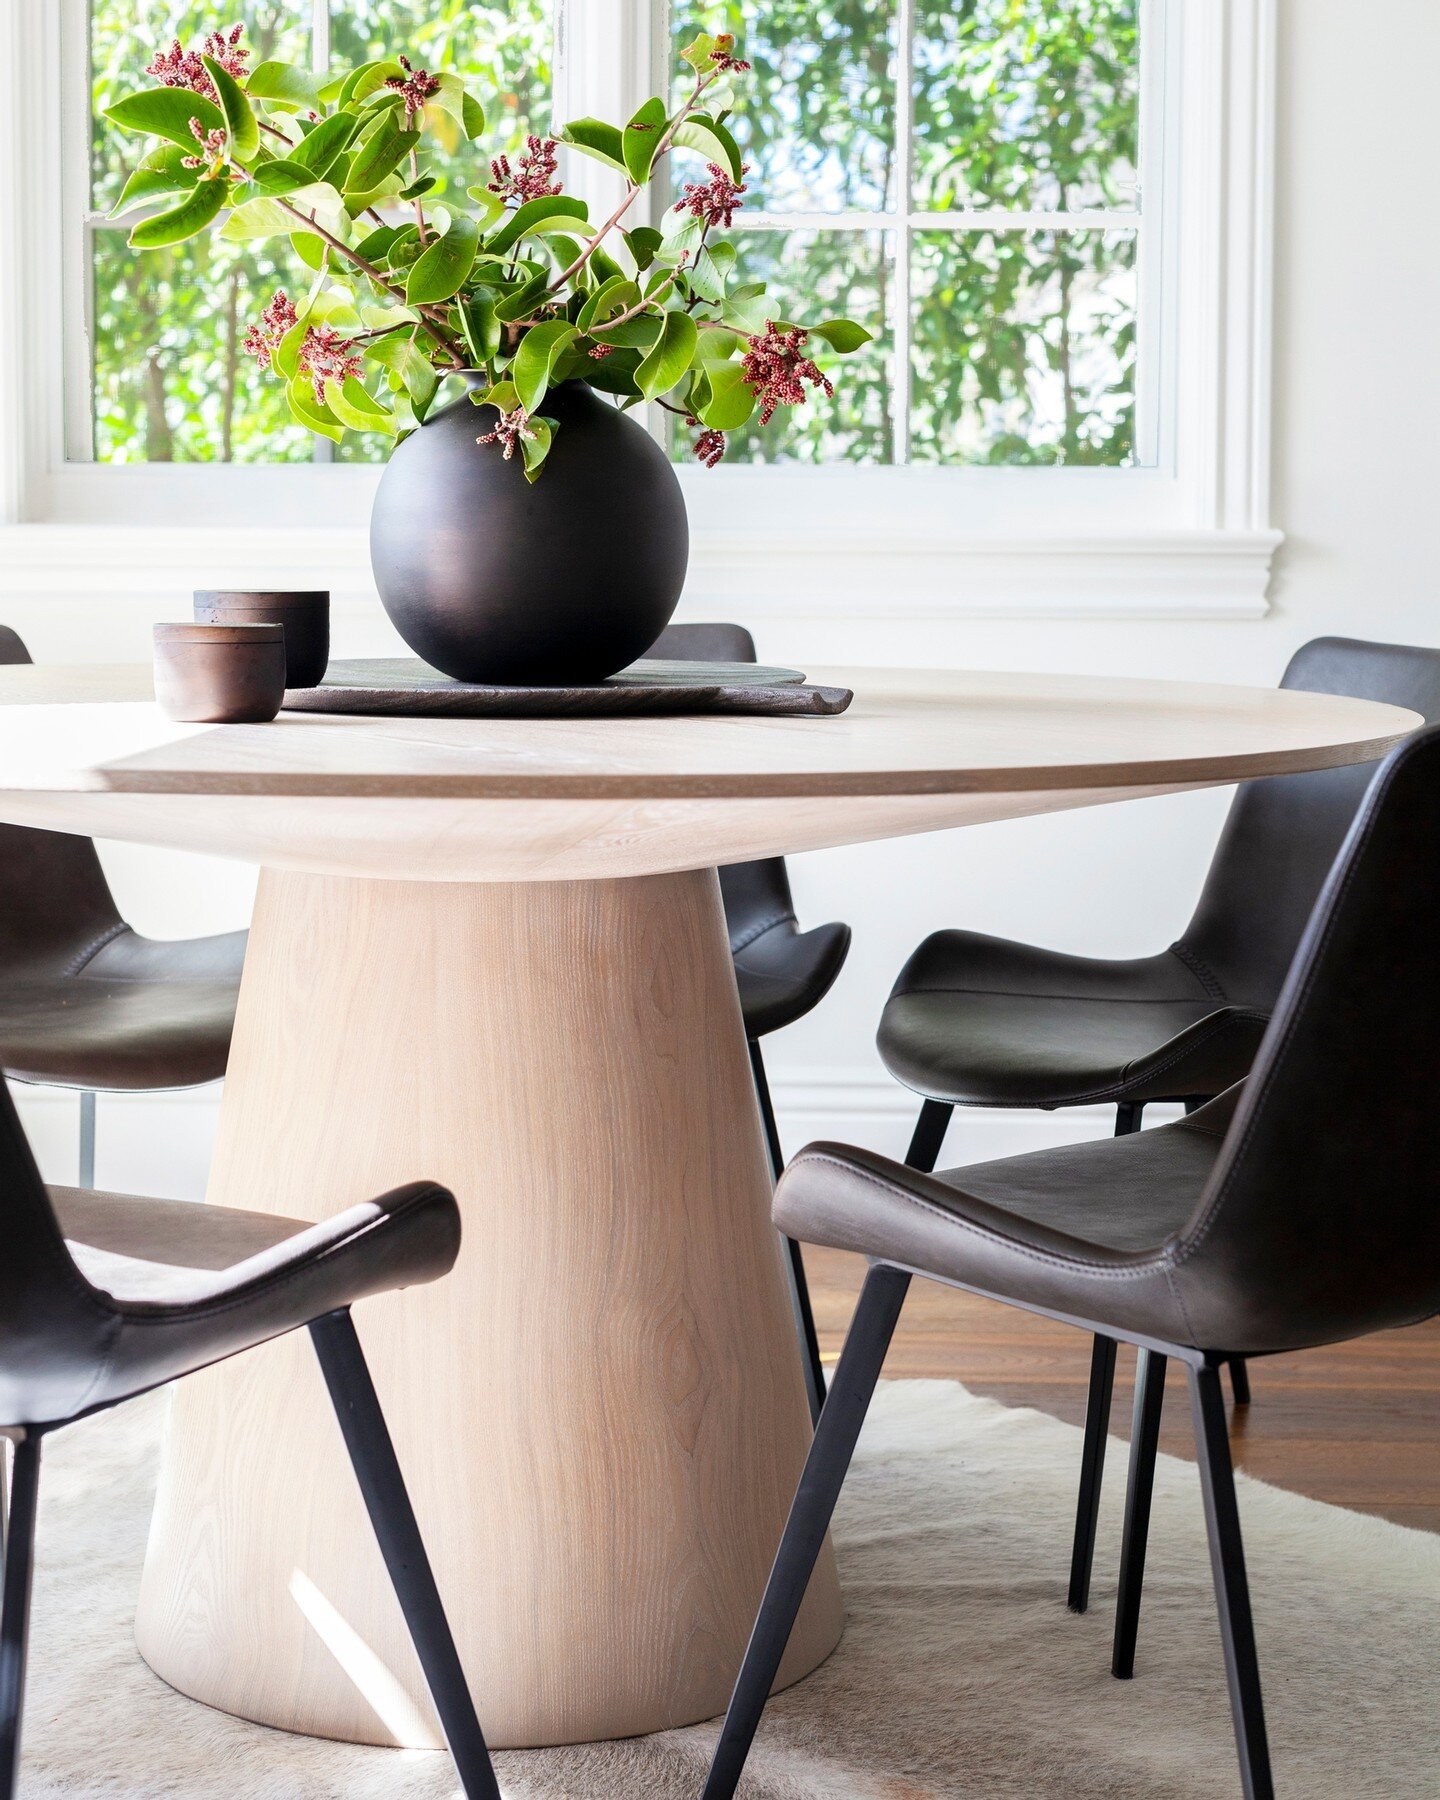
[734,917,851,1039]
[10,1177,459,1425]
[878,930,1270,1108]
[774,1089,1263,1349]
[0,925,245,1090]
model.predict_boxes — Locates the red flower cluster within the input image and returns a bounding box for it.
[588,344,614,360]
[740,322,833,425]
[297,325,365,402]
[476,406,540,460]
[488,136,562,203]
[241,290,299,371]
[709,35,752,73]
[384,54,442,117]
[692,427,726,468]
[181,116,230,170]
[676,162,749,230]
[146,24,247,102]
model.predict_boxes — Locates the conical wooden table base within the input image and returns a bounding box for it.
[134,867,842,1749]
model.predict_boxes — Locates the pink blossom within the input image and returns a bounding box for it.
[383,54,442,117]
[488,136,562,203]
[709,35,752,73]
[676,162,749,230]
[181,117,230,169]
[740,321,833,426]
[146,24,248,102]
[476,407,540,460]
[296,325,365,402]
[241,290,298,370]
[692,427,726,468]
[588,344,614,360]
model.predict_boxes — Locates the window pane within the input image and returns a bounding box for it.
[913,0,1140,212]
[330,0,553,191]
[910,229,1136,465]
[672,231,893,467]
[92,232,315,463]
[91,3,309,215]
[673,2,896,213]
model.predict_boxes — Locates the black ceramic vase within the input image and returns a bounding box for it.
[369,381,689,684]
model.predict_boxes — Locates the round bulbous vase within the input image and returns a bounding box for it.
[369,381,689,685]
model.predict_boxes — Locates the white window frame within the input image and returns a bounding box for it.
[0,0,1279,620]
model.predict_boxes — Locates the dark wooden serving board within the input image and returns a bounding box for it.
[283,657,854,718]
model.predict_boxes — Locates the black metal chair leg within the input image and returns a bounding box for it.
[1188,1360,1274,1800]
[1229,1356,1252,1407]
[1114,1100,1145,1136]
[1112,1348,1168,1678]
[1068,1334,1117,1612]
[904,1098,954,1173]
[0,1432,41,1800]
[703,1264,911,1800]
[748,1040,826,1424]
[309,1312,500,1800]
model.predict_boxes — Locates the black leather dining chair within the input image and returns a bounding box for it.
[876,635,1440,1608]
[649,622,852,1421]
[703,722,1440,1800]
[0,1074,499,1799]
[0,627,245,1187]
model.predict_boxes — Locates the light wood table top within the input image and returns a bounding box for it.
[0,663,1418,880]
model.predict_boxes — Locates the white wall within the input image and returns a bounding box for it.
[9,0,1440,1193]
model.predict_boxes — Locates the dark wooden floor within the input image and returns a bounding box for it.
[807,1244,1440,1534]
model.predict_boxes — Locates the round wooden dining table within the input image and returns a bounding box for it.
[0,661,1418,1752]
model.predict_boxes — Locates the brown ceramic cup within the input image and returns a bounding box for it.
[153,623,287,724]
[193,590,330,688]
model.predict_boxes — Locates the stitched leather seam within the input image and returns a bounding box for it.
[61,920,130,978]
[1172,790,1385,1268]
[794,1152,1174,1281]
[730,911,797,955]
[892,986,1217,1006]
[1168,941,1228,1002]
[114,1185,450,1327]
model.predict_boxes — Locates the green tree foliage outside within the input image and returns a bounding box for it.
[87,0,1138,469]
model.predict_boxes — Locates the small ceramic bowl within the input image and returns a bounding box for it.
[153,622,287,724]
[193,590,330,688]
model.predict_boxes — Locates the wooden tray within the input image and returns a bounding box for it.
[283,657,854,718]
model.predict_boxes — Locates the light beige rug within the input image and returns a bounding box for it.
[15,1379,1440,1797]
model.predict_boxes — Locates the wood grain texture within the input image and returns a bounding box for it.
[0,663,1417,880]
[134,866,842,1749]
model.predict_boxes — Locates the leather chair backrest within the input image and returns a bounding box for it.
[647,621,798,946]
[1179,724,1440,1350]
[1181,637,1440,1007]
[0,1072,110,1425]
[0,628,124,976]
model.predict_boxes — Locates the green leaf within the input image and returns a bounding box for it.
[291,229,327,271]
[679,32,718,74]
[670,113,744,183]
[289,110,362,180]
[461,92,487,140]
[636,310,697,399]
[406,215,481,304]
[201,54,258,161]
[697,359,755,429]
[286,375,345,442]
[248,158,320,197]
[686,246,727,302]
[803,318,874,353]
[353,223,405,264]
[559,117,627,174]
[400,174,437,200]
[109,146,198,217]
[347,112,420,194]
[577,275,638,331]
[521,415,556,483]
[623,226,663,272]
[721,288,772,335]
[487,195,590,257]
[623,96,668,185]
[459,293,501,364]
[104,87,226,152]
[512,321,578,412]
[337,60,405,108]
[127,177,230,249]
[472,378,519,416]
[221,181,347,242]
[580,348,642,397]
[245,60,320,112]
[324,375,395,433]
[494,270,550,323]
[365,333,439,406]
[464,186,507,231]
